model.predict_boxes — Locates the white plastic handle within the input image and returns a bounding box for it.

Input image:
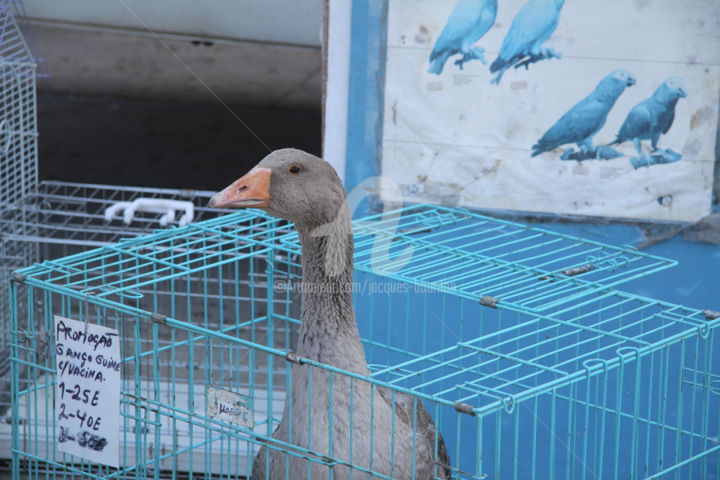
[104,198,195,227]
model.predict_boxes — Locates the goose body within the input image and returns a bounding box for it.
[210,149,449,479]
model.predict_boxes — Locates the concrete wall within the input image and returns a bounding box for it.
[21,0,323,107]
[22,0,323,46]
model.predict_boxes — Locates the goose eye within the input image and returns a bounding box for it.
[288,163,303,174]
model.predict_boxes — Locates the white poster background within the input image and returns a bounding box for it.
[381,0,719,221]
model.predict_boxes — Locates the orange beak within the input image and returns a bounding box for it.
[209,167,272,208]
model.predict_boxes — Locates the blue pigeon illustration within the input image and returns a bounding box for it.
[428,0,498,74]
[490,0,565,85]
[611,77,687,157]
[532,70,637,158]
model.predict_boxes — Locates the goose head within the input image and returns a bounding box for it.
[209,148,347,229]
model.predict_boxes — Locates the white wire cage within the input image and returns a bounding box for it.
[0,0,37,210]
[0,3,237,424]
[0,1,38,418]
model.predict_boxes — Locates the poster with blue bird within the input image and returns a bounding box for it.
[380,0,719,221]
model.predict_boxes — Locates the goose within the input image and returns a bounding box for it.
[209,149,450,479]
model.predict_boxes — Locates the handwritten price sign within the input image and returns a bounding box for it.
[54,316,121,467]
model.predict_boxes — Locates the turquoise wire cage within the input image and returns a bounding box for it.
[9,205,720,479]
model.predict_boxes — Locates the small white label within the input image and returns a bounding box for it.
[206,386,254,428]
[54,315,121,467]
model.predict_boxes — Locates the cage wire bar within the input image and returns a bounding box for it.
[9,205,720,479]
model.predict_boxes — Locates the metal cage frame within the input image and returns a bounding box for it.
[9,205,720,479]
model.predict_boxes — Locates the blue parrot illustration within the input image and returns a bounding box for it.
[428,0,498,74]
[532,70,636,158]
[490,0,565,85]
[611,77,687,157]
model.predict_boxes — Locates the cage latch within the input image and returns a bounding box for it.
[480,296,498,308]
[10,272,26,283]
[454,402,476,416]
[285,352,305,365]
[561,264,595,277]
[149,312,166,325]
[704,310,720,320]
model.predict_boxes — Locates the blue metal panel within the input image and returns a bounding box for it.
[345,0,387,204]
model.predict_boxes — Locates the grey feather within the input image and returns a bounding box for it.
[239,150,450,479]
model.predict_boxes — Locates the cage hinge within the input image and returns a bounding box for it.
[10,272,26,283]
[704,310,720,320]
[150,313,166,325]
[454,402,476,416]
[562,264,595,277]
[285,352,304,365]
[480,296,498,308]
